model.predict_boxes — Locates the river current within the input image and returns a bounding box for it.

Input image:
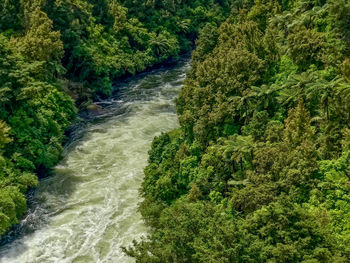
[0,58,190,263]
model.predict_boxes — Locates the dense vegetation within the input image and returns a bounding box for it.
[125,0,350,261]
[0,0,232,236]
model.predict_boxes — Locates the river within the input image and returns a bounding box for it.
[0,58,190,263]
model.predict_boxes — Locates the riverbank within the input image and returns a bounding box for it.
[0,58,190,262]
[0,55,189,245]
[0,0,231,238]
[67,54,191,145]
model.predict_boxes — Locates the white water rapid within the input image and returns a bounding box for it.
[0,59,189,263]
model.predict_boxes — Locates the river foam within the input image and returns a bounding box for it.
[0,59,190,263]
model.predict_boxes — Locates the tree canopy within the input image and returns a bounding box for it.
[0,0,233,236]
[125,0,350,261]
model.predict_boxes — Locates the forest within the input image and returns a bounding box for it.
[1,0,350,262]
[0,0,232,236]
[124,0,350,262]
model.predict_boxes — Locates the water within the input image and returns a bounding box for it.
[0,59,190,263]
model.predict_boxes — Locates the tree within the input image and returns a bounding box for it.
[13,1,64,76]
[149,31,179,60]
[0,121,12,152]
[286,26,327,70]
[130,0,350,261]
[108,0,127,33]
[0,0,23,32]
[278,72,314,109]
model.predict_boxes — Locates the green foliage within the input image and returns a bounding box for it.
[149,31,179,61]
[14,3,63,65]
[0,0,231,237]
[39,0,233,98]
[0,14,75,234]
[129,0,350,261]
[2,0,349,258]
[0,0,23,33]
[0,120,38,236]
[309,151,350,257]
